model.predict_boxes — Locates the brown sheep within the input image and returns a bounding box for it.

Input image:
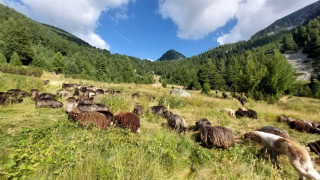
[235,108,258,119]
[164,111,187,134]
[238,93,247,106]
[278,115,320,134]
[97,110,114,126]
[68,108,109,130]
[29,89,41,100]
[306,140,320,156]
[200,126,234,149]
[0,92,23,105]
[65,97,79,113]
[256,126,290,139]
[288,120,320,134]
[277,115,289,123]
[36,98,63,108]
[114,112,141,133]
[7,89,29,98]
[133,104,144,116]
[222,92,228,98]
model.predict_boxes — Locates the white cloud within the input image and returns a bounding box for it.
[0,0,135,50]
[158,0,318,44]
[159,0,239,40]
[218,0,318,45]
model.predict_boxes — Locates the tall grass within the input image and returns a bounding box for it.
[0,73,44,92]
[0,72,319,179]
[158,94,186,109]
[94,94,134,113]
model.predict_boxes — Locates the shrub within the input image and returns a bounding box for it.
[202,83,210,94]
[0,63,43,77]
[0,53,7,64]
[187,81,201,90]
[9,52,22,66]
[162,80,167,88]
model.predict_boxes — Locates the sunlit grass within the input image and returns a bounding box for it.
[0,72,319,179]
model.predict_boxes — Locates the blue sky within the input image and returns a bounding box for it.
[98,0,236,60]
[0,0,318,60]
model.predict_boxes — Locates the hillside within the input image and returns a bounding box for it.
[41,23,92,47]
[0,4,154,84]
[158,49,186,61]
[253,1,320,38]
[1,72,320,179]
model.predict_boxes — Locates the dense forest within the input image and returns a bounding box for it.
[0,4,320,101]
[0,4,154,84]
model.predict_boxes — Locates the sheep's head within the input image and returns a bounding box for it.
[164,110,173,118]
[195,119,211,130]
[244,131,263,144]
[68,108,81,119]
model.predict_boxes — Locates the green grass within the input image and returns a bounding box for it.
[0,72,320,179]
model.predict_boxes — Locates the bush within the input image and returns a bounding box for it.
[291,82,313,97]
[0,63,43,77]
[162,80,167,88]
[202,83,210,94]
[0,53,6,63]
[158,94,186,109]
[187,81,201,90]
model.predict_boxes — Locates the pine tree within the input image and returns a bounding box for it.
[258,50,294,99]
[281,33,298,53]
[2,18,34,64]
[0,53,7,63]
[9,52,22,66]
[94,53,109,81]
[120,56,135,83]
[52,52,65,74]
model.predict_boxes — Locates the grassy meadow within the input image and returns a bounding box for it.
[0,71,320,179]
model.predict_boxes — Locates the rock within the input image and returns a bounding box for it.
[170,88,190,97]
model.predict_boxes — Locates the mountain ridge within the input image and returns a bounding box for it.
[252,1,320,38]
[157,49,186,61]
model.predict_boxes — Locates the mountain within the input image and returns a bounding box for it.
[252,1,320,38]
[158,49,186,61]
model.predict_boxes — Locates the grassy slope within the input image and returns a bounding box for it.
[0,71,320,179]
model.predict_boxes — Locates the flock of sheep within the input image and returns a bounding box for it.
[1,82,320,179]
